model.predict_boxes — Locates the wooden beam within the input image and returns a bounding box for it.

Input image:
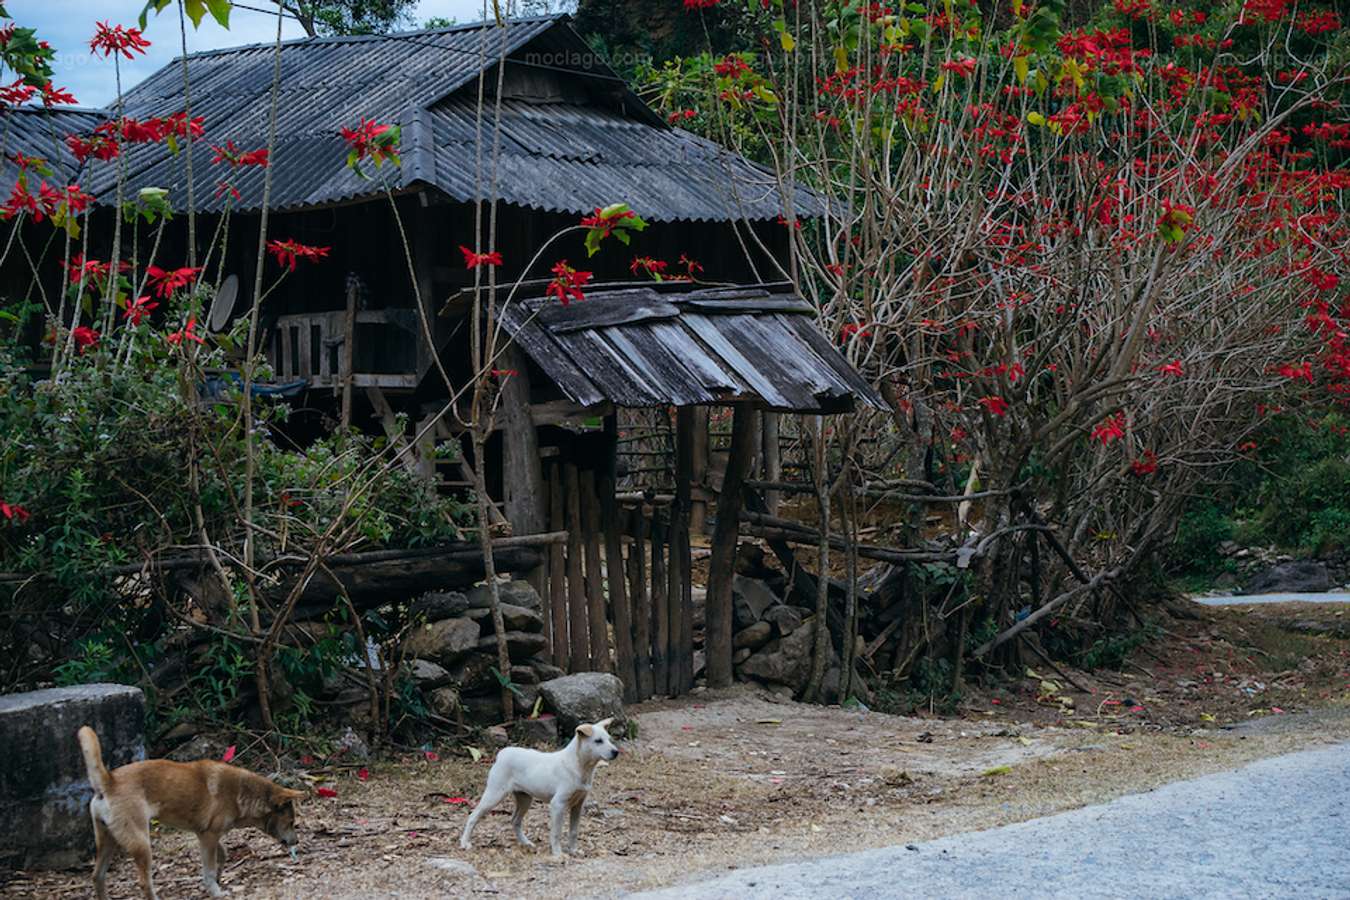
[340,280,357,428]
[563,463,589,672]
[548,464,569,671]
[650,512,669,695]
[627,506,652,700]
[706,402,756,688]
[499,347,547,596]
[601,416,636,702]
[580,469,612,673]
[366,386,419,477]
[672,407,695,694]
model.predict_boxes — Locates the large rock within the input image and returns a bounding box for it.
[0,685,145,869]
[406,659,452,688]
[402,617,481,666]
[738,616,836,694]
[733,575,779,630]
[538,673,625,740]
[1241,560,1332,595]
[509,715,559,747]
[476,631,548,659]
[466,580,542,612]
[763,604,804,637]
[410,591,469,622]
[466,603,544,634]
[733,621,774,651]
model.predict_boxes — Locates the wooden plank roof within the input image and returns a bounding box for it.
[499,284,883,415]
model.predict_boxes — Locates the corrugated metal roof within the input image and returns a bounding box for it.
[0,107,106,186]
[500,284,883,414]
[57,15,819,222]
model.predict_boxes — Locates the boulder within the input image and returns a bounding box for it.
[466,603,544,634]
[402,617,481,667]
[460,694,507,723]
[733,575,779,630]
[333,726,370,762]
[427,686,460,719]
[732,647,752,665]
[0,685,145,869]
[763,604,803,637]
[476,631,548,659]
[410,591,469,622]
[405,659,452,688]
[467,580,542,612]
[538,673,625,738]
[510,665,540,686]
[530,662,566,682]
[738,616,836,693]
[1241,560,1332,595]
[448,654,497,694]
[509,715,559,747]
[733,621,774,651]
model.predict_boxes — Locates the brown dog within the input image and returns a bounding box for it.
[77,725,304,899]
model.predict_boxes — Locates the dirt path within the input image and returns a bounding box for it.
[6,602,1349,899]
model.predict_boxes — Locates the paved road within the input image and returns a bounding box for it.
[1194,592,1350,606]
[628,742,1350,900]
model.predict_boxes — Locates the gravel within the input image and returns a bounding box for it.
[627,741,1350,900]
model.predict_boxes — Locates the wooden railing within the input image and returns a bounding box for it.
[267,308,420,390]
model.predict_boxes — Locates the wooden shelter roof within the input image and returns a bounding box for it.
[500,283,883,414]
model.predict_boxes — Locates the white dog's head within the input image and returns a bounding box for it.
[575,718,621,762]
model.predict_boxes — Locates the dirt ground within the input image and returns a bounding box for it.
[7,601,1349,900]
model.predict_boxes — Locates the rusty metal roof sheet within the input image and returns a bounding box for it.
[59,15,820,222]
[500,284,883,414]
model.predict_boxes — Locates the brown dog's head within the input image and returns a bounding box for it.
[264,787,306,849]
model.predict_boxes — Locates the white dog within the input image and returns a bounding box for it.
[460,717,621,857]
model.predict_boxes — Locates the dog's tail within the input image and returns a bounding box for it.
[77,725,110,796]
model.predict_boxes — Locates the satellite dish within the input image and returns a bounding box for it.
[207,274,240,333]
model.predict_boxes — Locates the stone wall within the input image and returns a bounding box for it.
[0,684,145,869]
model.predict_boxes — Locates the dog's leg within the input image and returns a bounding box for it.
[198,832,225,897]
[566,799,584,855]
[547,795,568,858]
[460,779,509,850]
[129,838,158,900]
[511,792,535,848]
[216,838,227,874]
[91,818,115,900]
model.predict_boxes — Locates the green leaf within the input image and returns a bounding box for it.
[138,0,174,30]
[205,0,232,28]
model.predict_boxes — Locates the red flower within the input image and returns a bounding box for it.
[1277,361,1313,382]
[146,265,203,298]
[460,245,503,268]
[315,787,338,799]
[1130,450,1158,476]
[266,239,331,272]
[67,133,118,164]
[714,55,750,78]
[90,22,150,59]
[340,120,400,166]
[840,322,873,342]
[123,295,158,326]
[490,368,519,379]
[71,326,100,353]
[678,254,704,277]
[1157,359,1184,377]
[0,501,32,524]
[211,141,269,168]
[41,85,77,107]
[1091,413,1127,444]
[684,0,720,8]
[166,316,206,346]
[630,256,668,279]
[546,260,592,306]
[977,395,1009,416]
[940,58,977,79]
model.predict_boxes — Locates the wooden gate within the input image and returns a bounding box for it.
[539,460,695,702]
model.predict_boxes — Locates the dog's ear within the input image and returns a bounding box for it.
[273,787,305,810]
[595,717,614,730]
[576,724,594,738]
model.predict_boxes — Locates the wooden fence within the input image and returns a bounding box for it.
[539,460,695,702]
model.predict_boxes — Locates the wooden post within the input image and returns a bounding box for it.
[340,279,357,429]
[628,506,652,700]
[762,411,782,517]
[563,463,589,671]
[580,469,611,672]
[548,463,569,671]
[689,407,710,536]
[601,417,636,701]
[500,347,547,595]
[650,512,669,695]
[414,413,436,480]
[671,407,695,694]
[705,402,757,688]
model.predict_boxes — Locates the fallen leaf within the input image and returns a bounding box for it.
[981,766,1012,777]
[1271,706,1285,714]
[444,797,471,805]
[300,755,316,766]
[467,747,484,762]
[316,787,338,799]
[221,745,236,763]
[424,750,440,762]
[755,718,782,726]
[1016,736,1033,746]
[810,824,821,833]
[357,768,369,782]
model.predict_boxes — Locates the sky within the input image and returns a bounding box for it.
[9,1,524,108]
